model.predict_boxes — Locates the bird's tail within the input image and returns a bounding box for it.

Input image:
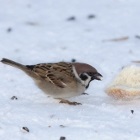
[1,58,42,80]
[1,58,27,71]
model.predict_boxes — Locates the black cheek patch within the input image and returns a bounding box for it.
[80,73,88,81]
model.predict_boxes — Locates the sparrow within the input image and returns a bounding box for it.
[1,58,102,105]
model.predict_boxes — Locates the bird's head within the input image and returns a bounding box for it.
[72,62,102,88]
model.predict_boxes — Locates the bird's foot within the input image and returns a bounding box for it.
[58,99,82,105]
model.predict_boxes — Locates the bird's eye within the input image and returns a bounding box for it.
[80,73,88,81]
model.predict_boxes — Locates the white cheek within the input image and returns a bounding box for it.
[72,66,91,87]
[72,66,85,84]
[83,75,91,86]
[72,66,81,80]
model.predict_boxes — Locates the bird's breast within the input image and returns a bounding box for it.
[34,79,85,98]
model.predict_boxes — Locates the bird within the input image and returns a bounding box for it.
[1,58,102,105]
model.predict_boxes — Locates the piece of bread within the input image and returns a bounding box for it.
[105,65,140,99]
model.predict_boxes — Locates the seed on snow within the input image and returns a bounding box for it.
[60,136,66,140]
[22,127,29,133]
[59,125,66,128]
[71,59,76,62]
[67,16,76,21]
[7,27,12,33]
[11,96,18,100]
[131,110,134,114]
[88,14,96,19]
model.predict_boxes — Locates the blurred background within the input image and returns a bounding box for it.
[0,0,139,62]
[1,0,140,97]
[0,0,140,139]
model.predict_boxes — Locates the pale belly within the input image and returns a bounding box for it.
[34,80,85,98]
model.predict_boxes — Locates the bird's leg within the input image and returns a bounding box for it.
[56,98,82,105]
[81,93,89,95]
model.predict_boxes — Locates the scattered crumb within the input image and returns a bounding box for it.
[67,16,76,21]
[88,14,96,19]
[135,35,140,39]
[60,136,66,140]
[11,96,18,100]
[21,127,29,133]
[71,59,76,62]
[131,110,134,114]
[25,22,39,26]
[59,125,66,128]
[7,28,12,33]
[102,36,129,42]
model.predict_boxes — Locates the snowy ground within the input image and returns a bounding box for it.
[0,0,140,139]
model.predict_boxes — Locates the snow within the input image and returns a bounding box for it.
[0,0,140,139]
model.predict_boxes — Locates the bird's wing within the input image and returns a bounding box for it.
[27,62,75,88]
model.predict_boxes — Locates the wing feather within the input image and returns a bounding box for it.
[28,62,75,88]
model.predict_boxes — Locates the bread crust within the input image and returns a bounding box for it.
[105,65,140,99]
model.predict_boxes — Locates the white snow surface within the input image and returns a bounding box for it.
[0,0,140,140]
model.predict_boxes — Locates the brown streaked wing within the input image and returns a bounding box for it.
[32,62,75,88]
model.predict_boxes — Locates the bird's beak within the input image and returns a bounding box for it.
[92,73,103,81]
